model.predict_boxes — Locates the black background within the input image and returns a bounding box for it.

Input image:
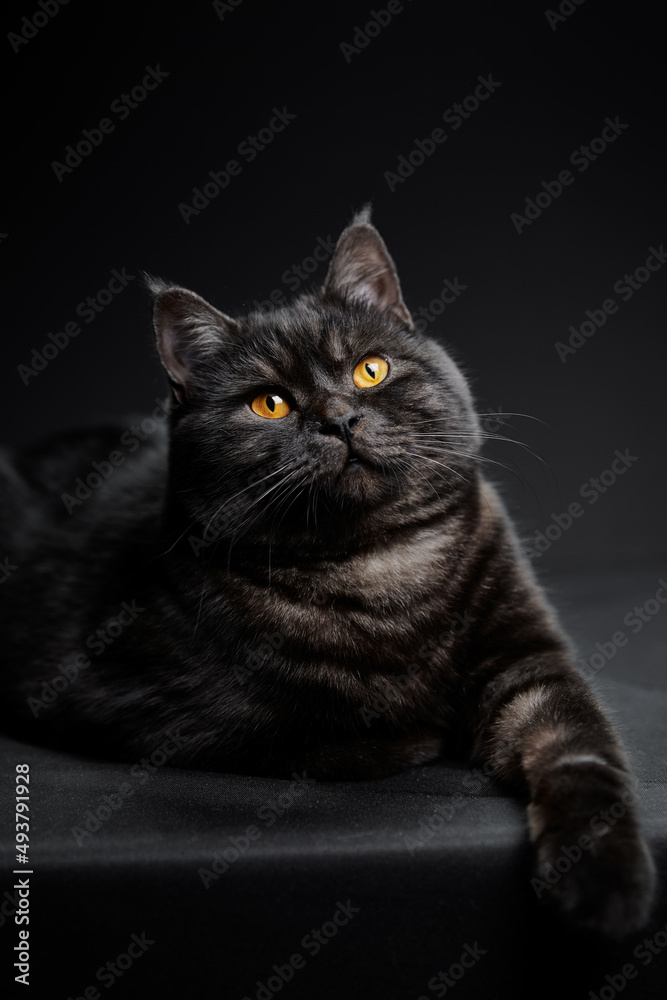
[1,4,667,998]
[3,0,665,572]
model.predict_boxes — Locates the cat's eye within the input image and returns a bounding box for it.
[353,356,389,389]
[251,393,291,419]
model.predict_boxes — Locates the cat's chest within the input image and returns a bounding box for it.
[223,527,457,658]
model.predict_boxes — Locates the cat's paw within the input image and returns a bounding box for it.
[528,770,656,938]
[531,817,655,938]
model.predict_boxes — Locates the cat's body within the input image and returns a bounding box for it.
[0,422,543,778]
[0,210,655,937]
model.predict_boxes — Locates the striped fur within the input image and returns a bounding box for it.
[0,210,654,937]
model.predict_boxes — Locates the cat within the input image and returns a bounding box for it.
[0,208,655,939]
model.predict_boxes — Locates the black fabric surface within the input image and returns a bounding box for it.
[1,569,666,999]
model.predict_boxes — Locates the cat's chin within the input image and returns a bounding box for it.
[332,455,387,503]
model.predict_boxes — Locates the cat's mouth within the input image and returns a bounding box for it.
[342,451,377,473]
[323,437,383,484]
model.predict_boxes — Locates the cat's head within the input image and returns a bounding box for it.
[150,209,481,557]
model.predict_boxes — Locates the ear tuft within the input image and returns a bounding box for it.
[321,210,413,328]
[144,273,169,299]
[148,279,240,402]
[351,203,373,227]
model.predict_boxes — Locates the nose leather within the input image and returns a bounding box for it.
[319,411,360,444]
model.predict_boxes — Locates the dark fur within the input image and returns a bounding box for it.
[0,209,655,937]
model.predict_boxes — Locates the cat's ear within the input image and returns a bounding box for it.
[321,206,413,328]
[147,278,240,403]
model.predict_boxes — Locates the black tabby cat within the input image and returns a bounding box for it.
[0,209,655,938]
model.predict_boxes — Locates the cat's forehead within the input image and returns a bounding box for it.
[237,302,416,384]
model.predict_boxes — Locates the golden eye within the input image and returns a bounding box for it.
[251,393,291,419]
[353,356,389,389]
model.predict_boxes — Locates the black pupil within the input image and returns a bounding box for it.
[267,396,276,412]
[365,364,376,379]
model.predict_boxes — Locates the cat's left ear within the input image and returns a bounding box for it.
[321,207,413,329]
[148,278,240,403]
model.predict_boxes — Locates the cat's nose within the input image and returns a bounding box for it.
[319,411,360,444]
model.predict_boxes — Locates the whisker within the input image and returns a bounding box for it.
[222,468,305,539]
[410,442,543,507]
[396,456,442,504]
[411,442,513,474]
[155,461,297,559]
[410,453,473,486]
[408,428,548,467]
[202,461,296,538]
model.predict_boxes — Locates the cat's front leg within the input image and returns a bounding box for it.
[471,651,656,938]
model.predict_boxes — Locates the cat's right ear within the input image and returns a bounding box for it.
[147,278,240,403]
[320,206,413,328]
